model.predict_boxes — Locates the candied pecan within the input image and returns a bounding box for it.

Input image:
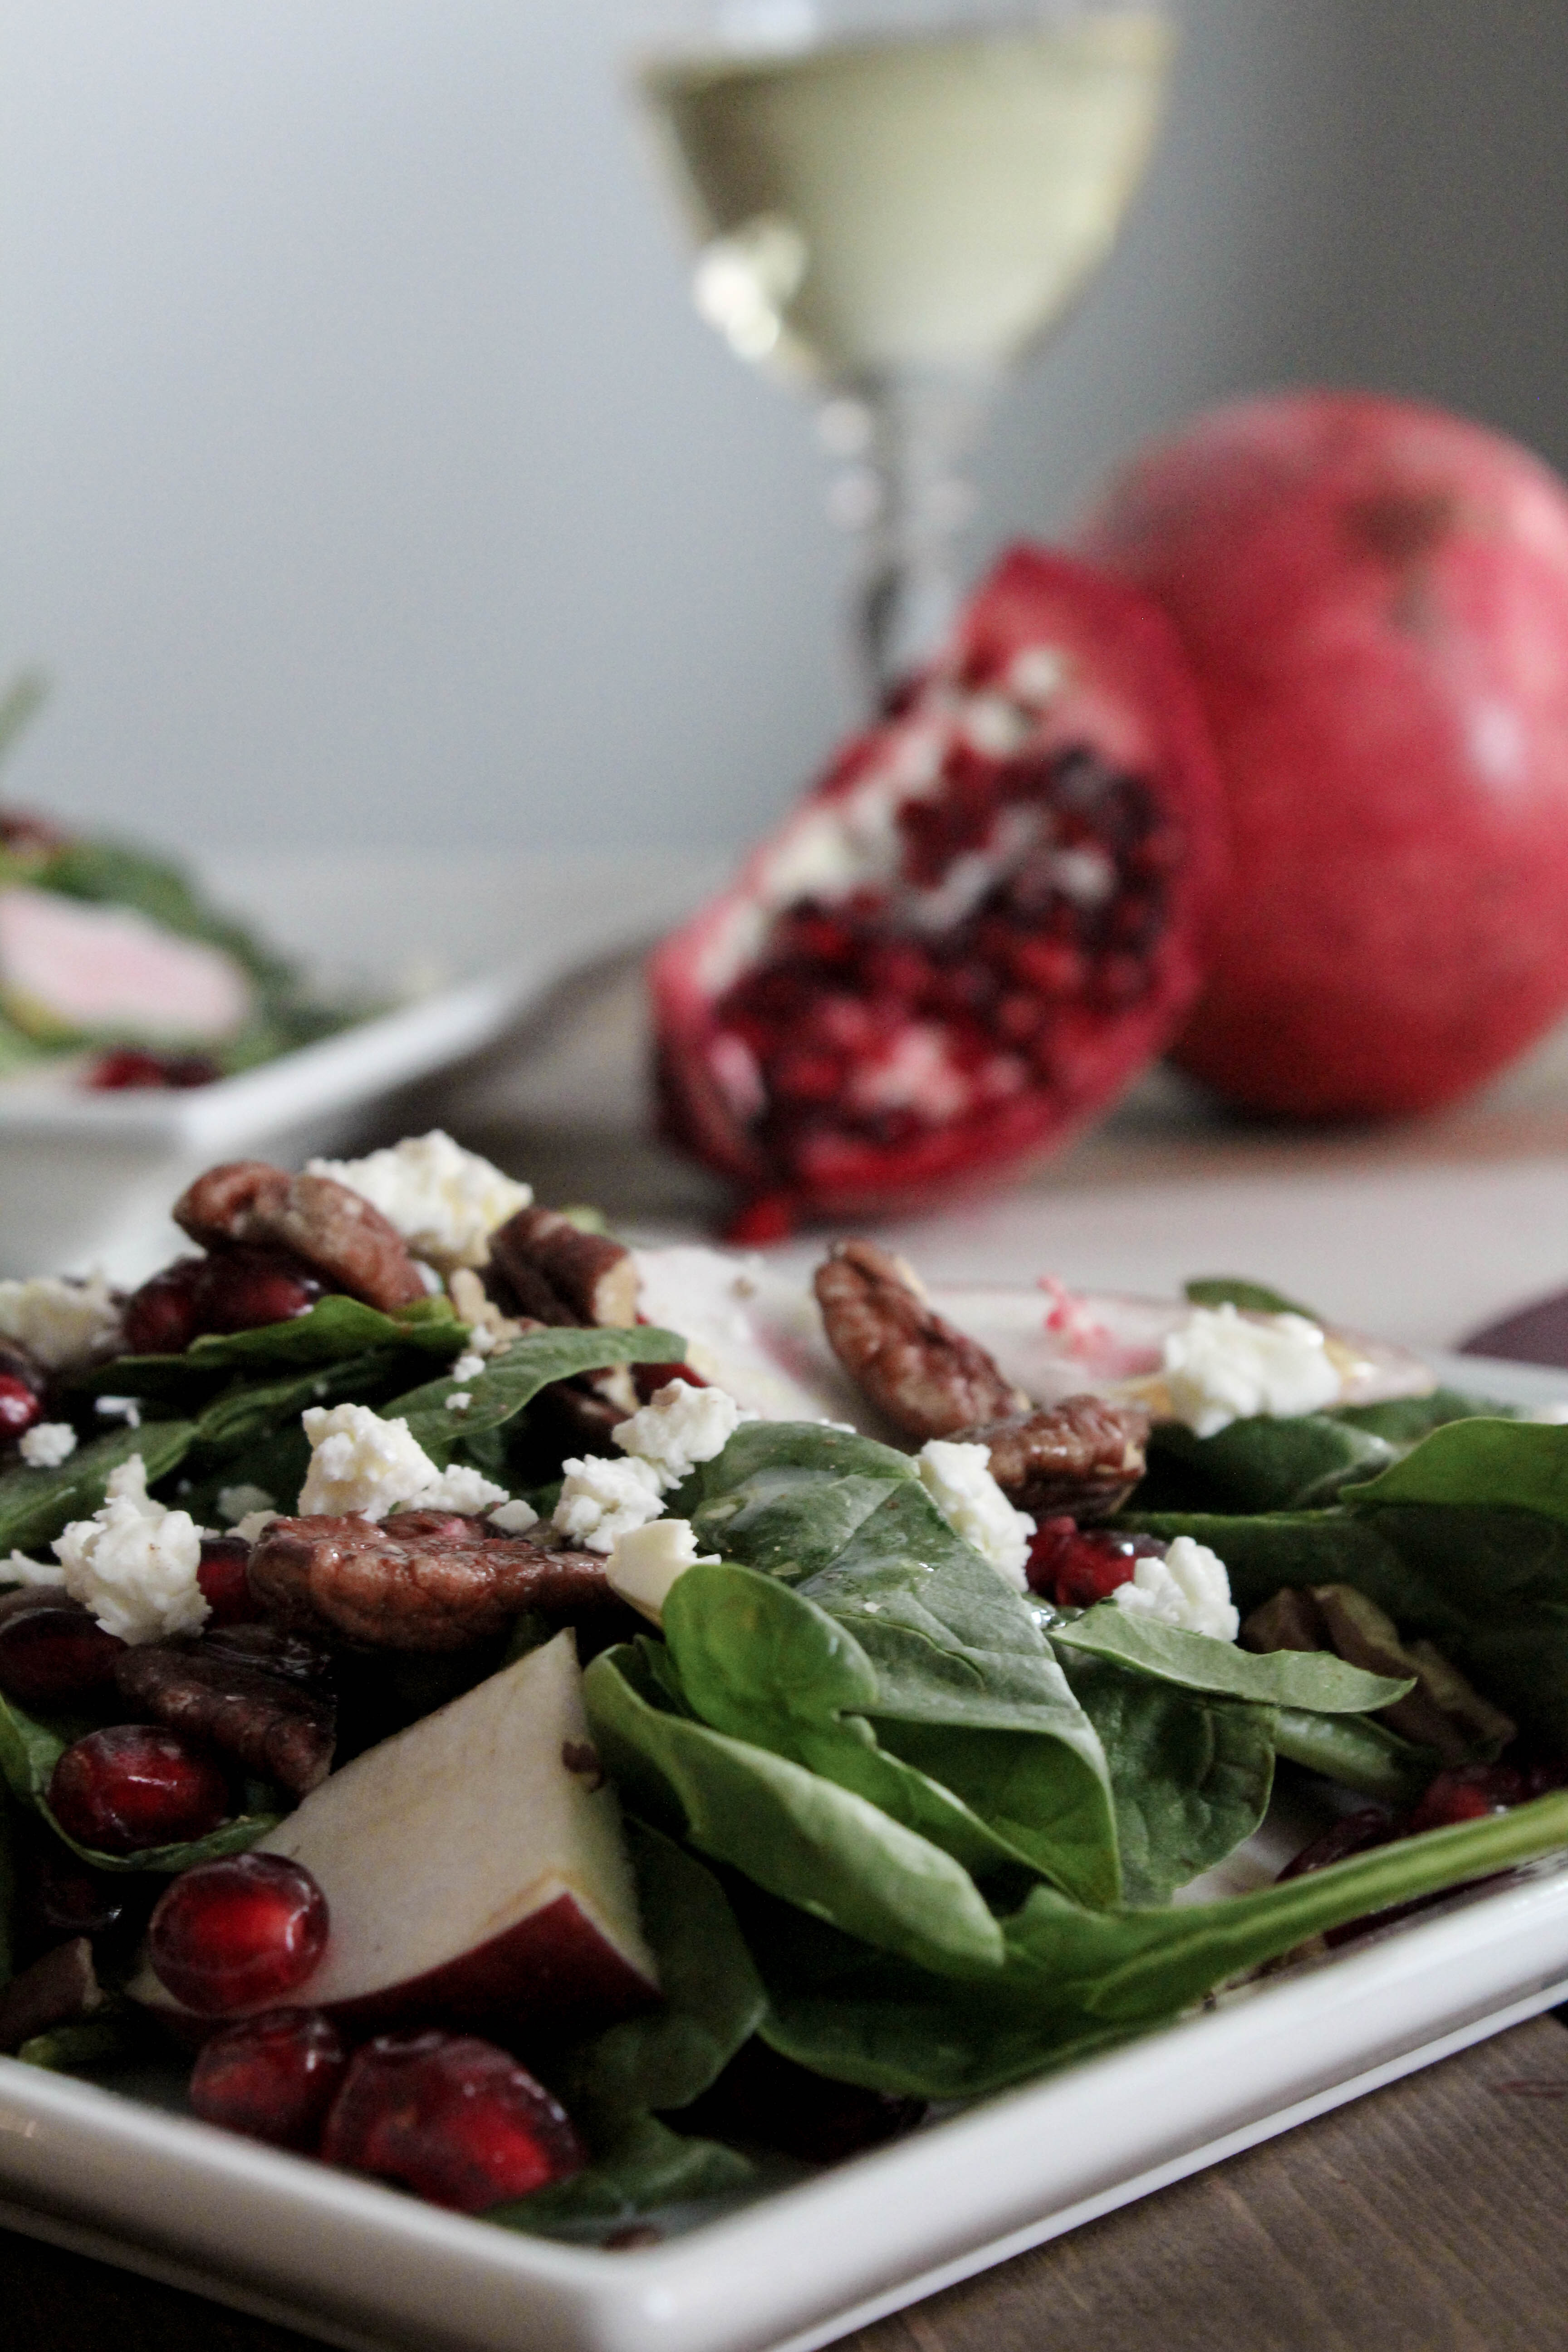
[248,1514,615,1651]
[959,1395,1150,1521]
[115,1624,337,1796]
[0,1936,102,2054]
[1308,1584,1516,1766]
[488,1207,638,1328]
[173,1162,425,1311]
[813,1239,1027,1440]
[1240,1586,1329,1656]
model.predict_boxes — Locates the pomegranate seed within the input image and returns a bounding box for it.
[197,1247,323,1335]
[148,1852,329,2015]
[122,1258,209,1355]
[197,1535,261,1625]
[0,1600,127,1707]
[1026,1518,1167,1607]
[190,2007,347,2148]
[1408,1764,1527,1834]
[725,1195,797,1245]
[0,1373,41,1437]
[631,1358,706,1401]
[49,1725,230,1855]
[321,2031,586,2213]
[87,1048,220,1090]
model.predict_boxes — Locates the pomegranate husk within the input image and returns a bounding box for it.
[651,545,1226,1225]
[1078,390,1568,1118]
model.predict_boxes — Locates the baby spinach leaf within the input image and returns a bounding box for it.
[1150,1415,1396,1513]
[681,1421,919,1584]
[1333,1388,1520,1444]
[184,1294,465,1370]
[756,1788,1568,2098]
[1057,1657,1275,1907]
[583,1645,1006,1980]
[660,1567,1083,1895]
[1272,1708,1437,1804]
[0,1796,16,1988]
[549,1821,767,2127]
[1341,1416,1568,1522]
[0,1688,279,1872]
[387,1326,687,1455]
[16,2013,146,2074]
[1185,1276,1320,1319]
[0,1421,196,1557]
[492,2114,751,2238]
[1052,1607,1411,1713]
[191,1348,411,1455]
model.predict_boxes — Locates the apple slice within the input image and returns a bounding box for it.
[132,1630,659,2044]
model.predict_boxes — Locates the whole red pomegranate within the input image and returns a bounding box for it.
[1079,391,1568,1117]
[652,547,1225,1230]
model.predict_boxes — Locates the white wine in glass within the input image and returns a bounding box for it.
[632,1,1175,702]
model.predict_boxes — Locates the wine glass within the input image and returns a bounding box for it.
[630,0,1176,709]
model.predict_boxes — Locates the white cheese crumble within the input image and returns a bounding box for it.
[1162,1304,1341,1438]
[552,1455,665,1553]
[445,1391,473,1413]
[51,1455,210,1645]
[217,1483,275,1526]
[606,1517,719,1624]
[1112,1536,1240,1641]
[297,1402,507,1521]
[612,1379,754,1494]
[0,1549,66,1588]
[450,1352,488,1383]
[488,1496,539,1535]
[19,1421,77,1469]
[0,1270,121,1372]
[915,1439,1033,1592]
[95,1395,142,1430]
[233,1509,279,1544]
[308,1131,531,1274]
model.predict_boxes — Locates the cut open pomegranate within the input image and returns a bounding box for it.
[652,547,1224,1226]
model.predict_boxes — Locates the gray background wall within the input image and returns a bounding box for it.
[3,0,1566,858]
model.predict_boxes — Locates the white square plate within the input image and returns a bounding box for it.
[2,1348,1566,2352]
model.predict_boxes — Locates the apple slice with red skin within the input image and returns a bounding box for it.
[132,1629,658,2044]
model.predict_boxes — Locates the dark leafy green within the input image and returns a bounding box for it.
[0,1688,279,1872]
[387,1327,688,1459]
[1333,1388,1520,1444]
[186,1295,464,1370]
[1150,1415,1396,1513]
[1052,1605,1411,1712]
[495,2115,752,2236]
[583,1644,1007,1978]
[0,1421,195,1557]
[17,2011,147,2073]
[1271,1708,1437,1804]
[1341,1415,1568,1521]
[1058,1657,1276,1905]
[756,1790,1568,2098]
[1185,1276,1319,1319]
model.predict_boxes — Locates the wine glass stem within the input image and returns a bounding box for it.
[823,369,997,714]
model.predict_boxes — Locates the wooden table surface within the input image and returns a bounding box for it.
[6,2009,1568,2352]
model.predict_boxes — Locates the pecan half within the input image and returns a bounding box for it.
[959,1396,1151,1521]
[115,1623,337,1796]
[173,1162,425,1311]
[248,1511,615,1651]
[0,1936,102,2054]
[488,1207,637,1328]
[813,1239,1027,1440]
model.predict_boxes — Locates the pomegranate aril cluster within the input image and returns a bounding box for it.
[710,738,1180,1184]
[1026,1517,1168,1610]
[122,1245,324,1354]
[321,2030,586,2212]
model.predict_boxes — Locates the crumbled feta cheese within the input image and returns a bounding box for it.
[0,1550,66,1588]
[308,1131,531,1274]
[606,1517,719,1623]
[445,1391,473,1413]
[1112,1536,1240,1641]
[52,1455,209,1644]
[1162,1305,1341,1438]
[297,1401,505,1520]
[915,1440,1033,1591]
[450,1352,488,1383]
[19,1421,77,1470]
[612,1379,754,1494]
[233,1509,279,1544]
[0,1270,121,1372]
[488,1497,539,1535]
[552,1455,665,1553]
[95,1395,142,1430]
[217,1483,275,1526]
